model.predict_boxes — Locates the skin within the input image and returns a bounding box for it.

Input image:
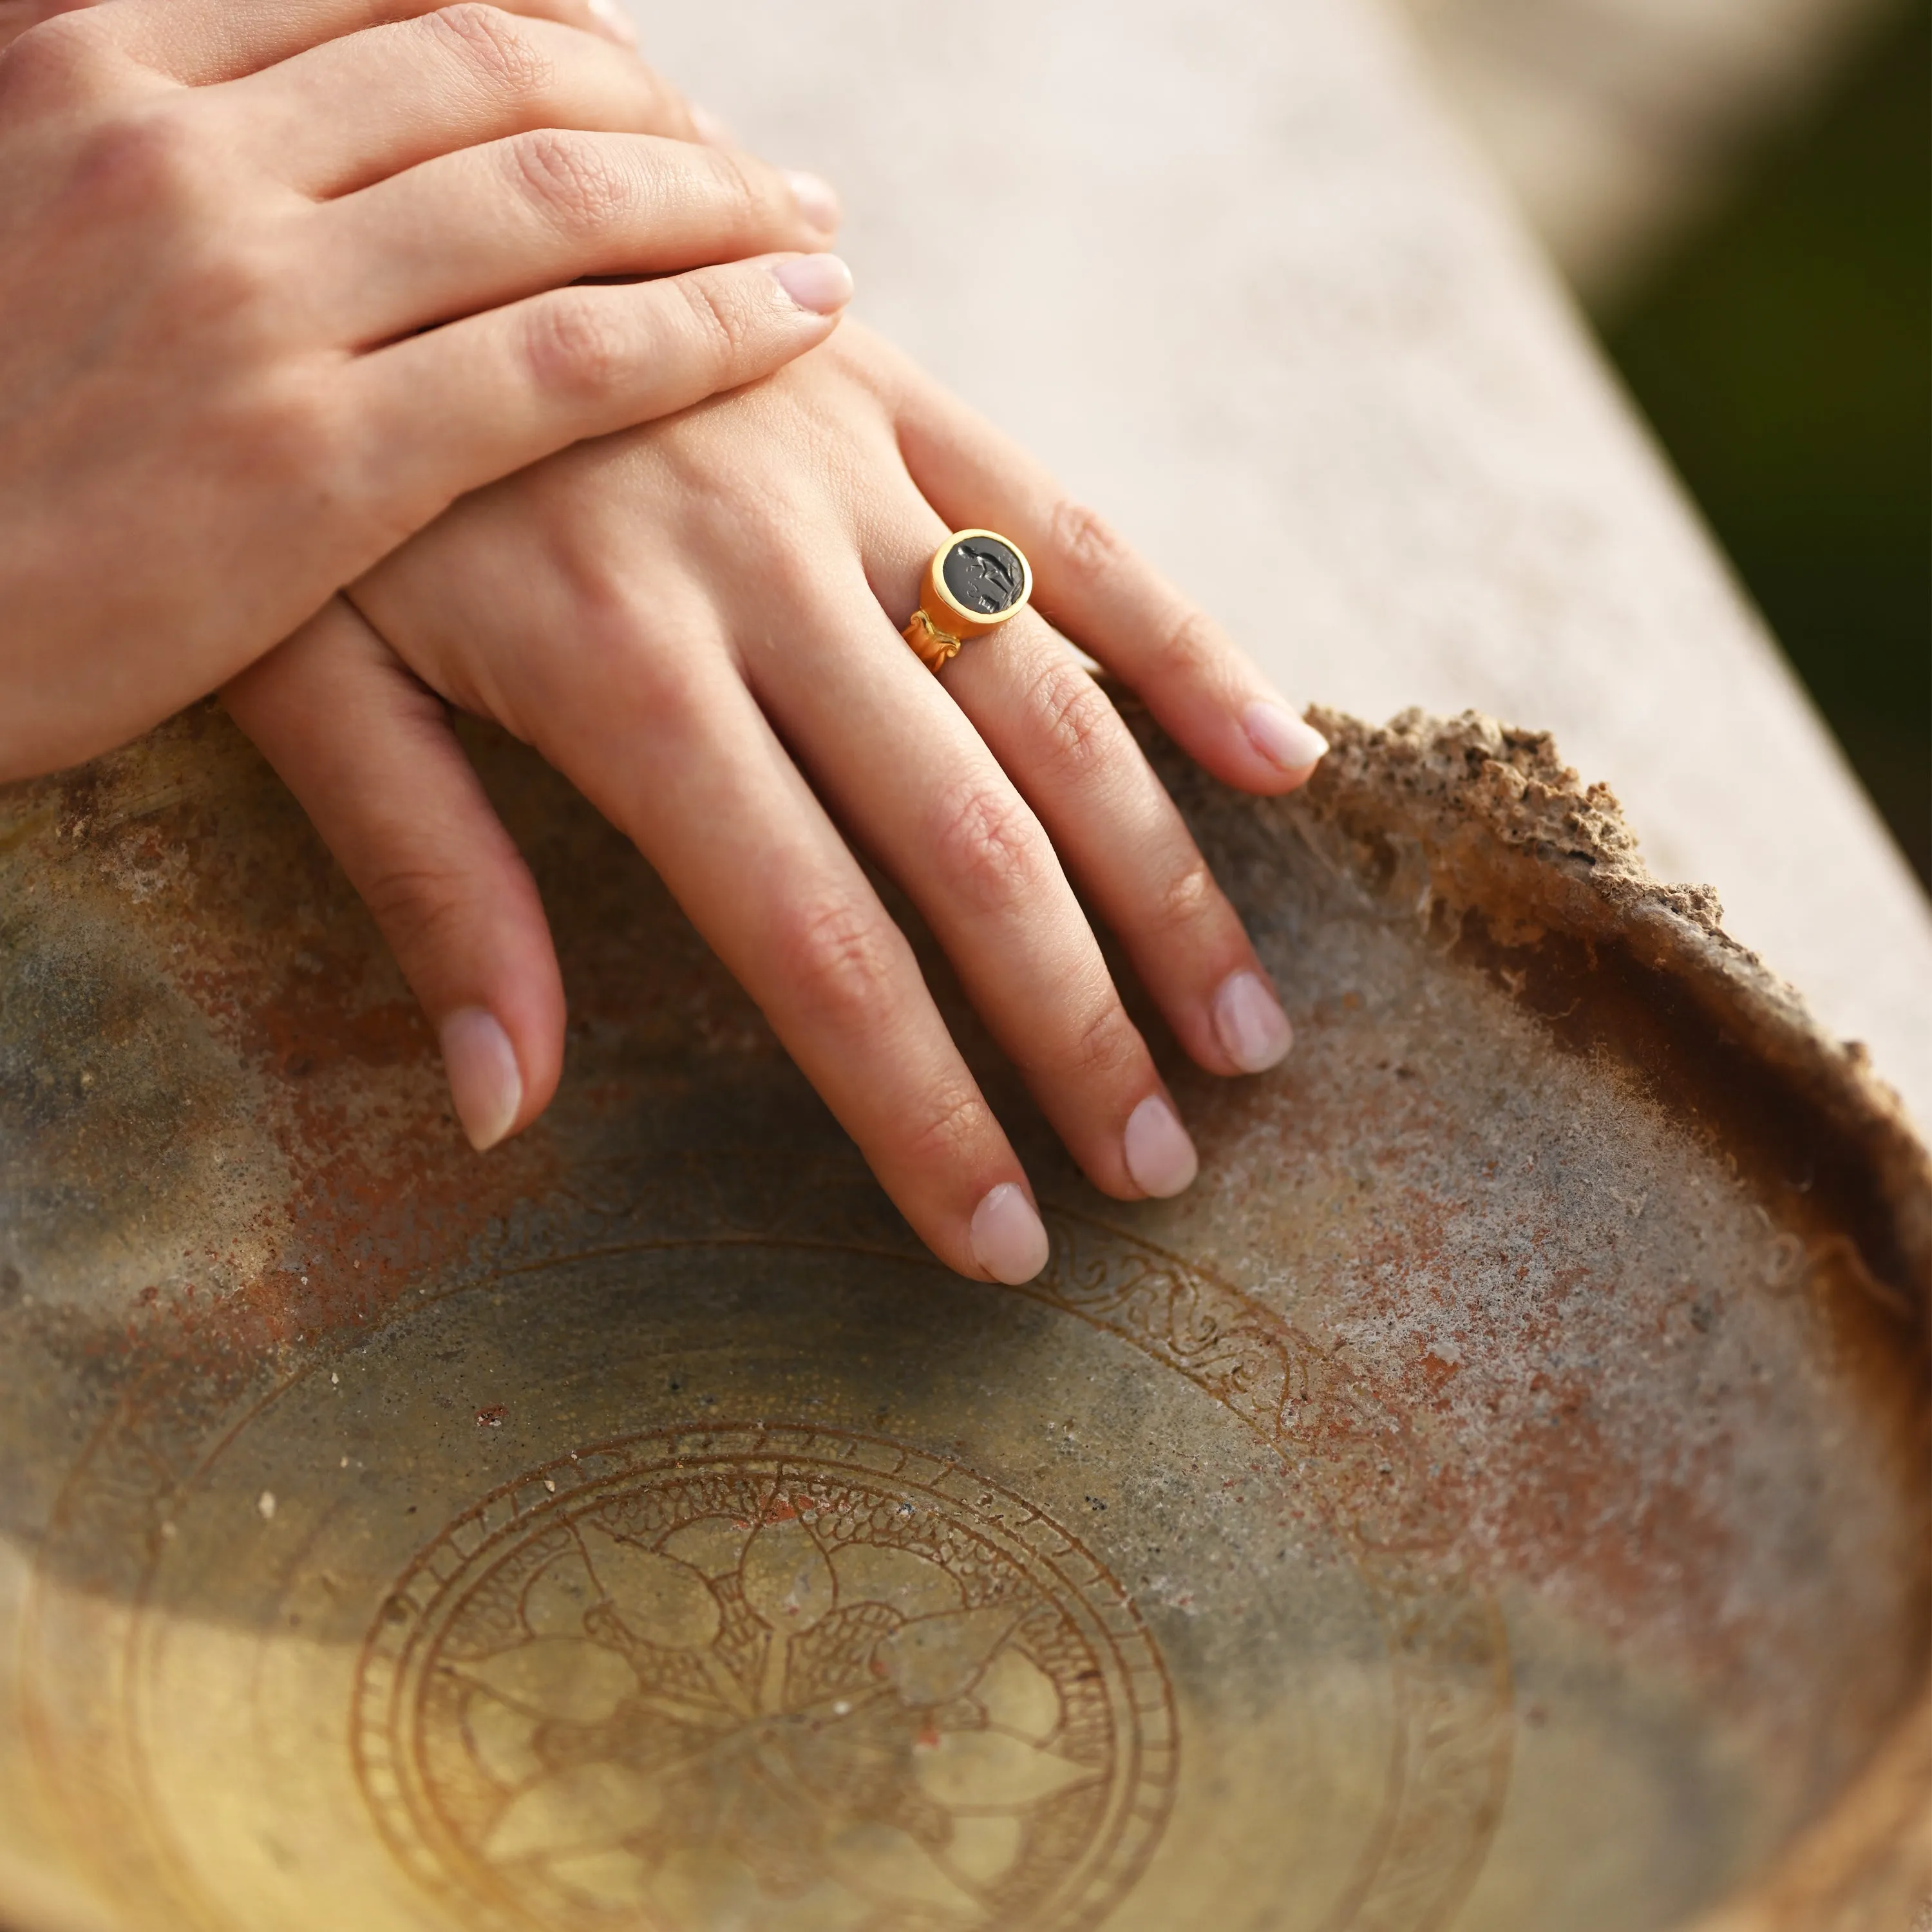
[0,0,1329,1281]
[0,0,846,779]
[225,323,1331,1286]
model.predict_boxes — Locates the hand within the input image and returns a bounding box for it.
[0,0,640,61]
[0,0,848,779]
[225,324,1329,1285]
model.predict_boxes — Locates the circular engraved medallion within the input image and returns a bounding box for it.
[942,536,1028,615]
[356,1426,1173,1932]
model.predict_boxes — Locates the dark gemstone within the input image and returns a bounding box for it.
[942,535,1027,615]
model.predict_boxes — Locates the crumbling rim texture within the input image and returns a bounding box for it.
[1291,704,1932,1318]
[1269,704,1932,1932]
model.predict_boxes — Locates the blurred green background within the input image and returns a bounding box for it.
[1601,0,1931,886]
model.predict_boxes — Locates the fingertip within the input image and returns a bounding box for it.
[440,1007,524,1151]
[1122,1094,1198,1198]
[969,1182,1051,1283]
[770,252,854,316]
[1242,700,1328,788]
[488,954,569,1135]
[1139,693,1327,800]
[1211,969,1293,1074]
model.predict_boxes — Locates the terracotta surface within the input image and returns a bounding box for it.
[0,707,1924,1930]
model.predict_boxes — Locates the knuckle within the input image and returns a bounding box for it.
[1058,992,1145,1087]
[520,289,633,400]
[68,102,210,222]
[0,10,112,113]
[1048,498,1130,582]
[359,860,475,961]
[231,374,342,494]
[1150,605,1222,685]
[52,106,298,343]
[1025,657,1122,782]
[739,524,822,605]
[929,779,1050,916]
[695,141,767,226]
[576,601,706,721]
[178,233,289,336]
[641,68,697,138]
[504,126,629,234]
[1150,853,1223,941]
[776,894,907,1027]
[673,269,758,366]
[426,3,554,100]
[899,1083,993,1173]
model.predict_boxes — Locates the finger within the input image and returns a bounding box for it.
[0,0,83,59]
[444,600,1050,1285]
[687,101,734,146]
[748,550,1199,1204]
[222,598,565,1150]
[895,366,1331,793]
[349,252,851,534]
[943,609,1295,1079]
[319,129,837,343]
[213,5,704,198]
[84,0,637,86]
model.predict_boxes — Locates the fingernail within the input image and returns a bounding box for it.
[585,0,638,46]
[689,102,735,146]
[1213,969,1294,1072]
[785,170,842,234]
[1122,1094,1199,1198]
[970,1183,1050,1284]
[439,1007,522,1152]
[1244,700,1329,774]
[772,252,853,316]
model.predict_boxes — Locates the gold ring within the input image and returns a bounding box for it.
[901,530,1033,672]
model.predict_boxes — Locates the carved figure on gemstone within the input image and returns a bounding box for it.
[943,537,1027,616]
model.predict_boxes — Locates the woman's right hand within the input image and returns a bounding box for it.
[228,326,1329,1285]
[0,0,847,782]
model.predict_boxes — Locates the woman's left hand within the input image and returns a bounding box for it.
[0,0,842,778]
[225,322,1328,1282]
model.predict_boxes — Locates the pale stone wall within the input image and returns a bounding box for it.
[630,0,1932,1134]
[1401,0,1903,303]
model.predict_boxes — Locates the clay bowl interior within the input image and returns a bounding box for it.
[0,704,1925,1932]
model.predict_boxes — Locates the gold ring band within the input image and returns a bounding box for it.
[902,530,1033,672]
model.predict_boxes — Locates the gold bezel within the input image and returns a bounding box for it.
[927,529,1034,631]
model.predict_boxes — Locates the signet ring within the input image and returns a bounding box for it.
[901,530,1034,672]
